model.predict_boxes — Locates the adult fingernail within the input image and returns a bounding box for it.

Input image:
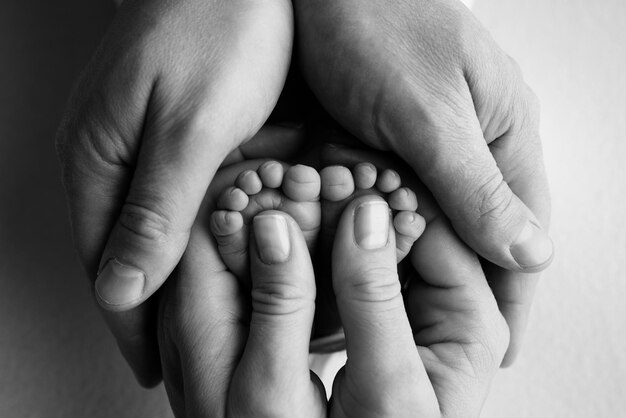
[510,221,554,270]
[354,200,389,250]
[95,259,145,307]
[254,214,291,264]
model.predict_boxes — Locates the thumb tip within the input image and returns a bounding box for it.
[95,258,146,311]
[510,221,554,272]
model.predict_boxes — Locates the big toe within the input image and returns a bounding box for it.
[320,166,355,201]
[282,165,321,202]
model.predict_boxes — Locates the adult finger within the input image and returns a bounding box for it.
[323,143,508,414]
[57,0,293,310]
[294,0,553,273]
[229,211,326,418]
[57,75,253,384]
[57,0,293,382]
[158,221,247,417]
[320,144,537,367]
[379,79,553,274]
[56,35,160,382]
[484,91,551,365]
[406,217,509,416]
[95,0,294,310]
[330,196,437,417]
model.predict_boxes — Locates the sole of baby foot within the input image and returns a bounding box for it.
[210,160,321,281]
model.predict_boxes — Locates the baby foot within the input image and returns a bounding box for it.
[320,162,424,262]
[210,160,321,280]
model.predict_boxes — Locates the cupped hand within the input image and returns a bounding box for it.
[158,203,326,416]
[56,0,294,384]
[327,192,508,417]
[157,154,508,417]
[294,0,552,364]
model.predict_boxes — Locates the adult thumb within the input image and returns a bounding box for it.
[330,195,435,416]
[93,114,231,311]
[230,211,325,417]
[382,88,553,273]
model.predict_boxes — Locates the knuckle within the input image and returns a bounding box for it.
[472,174,515,227]
[337,267,402,305]
[56,60,147,170]
[57,107,130,183]
[80,118,129,168]
[118,202,175,244]
[251,280,312,316]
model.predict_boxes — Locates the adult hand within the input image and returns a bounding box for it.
[158,166,508,417]
[329,195,508,417]
[158,208,326,417]
[294,0,552,364]
[56,0,293,385]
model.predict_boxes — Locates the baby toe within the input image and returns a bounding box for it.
[376,169,401,193]
[217,187,249,211]
[353,162,377,190]
[393,211,425,240]
[388,187,418,212]
[236,170,263,195]
[258,160,284,188]
[210,210,244,237]
[282,164,321,202]
[210,210,250,279]
[320,166,355,201]
[394,211,426,262]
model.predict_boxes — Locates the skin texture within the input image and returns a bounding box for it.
[56,0,294,385]
[157,179,508,416]
[293,0,552,364]
[57,0,552,389]
[319,144,510,416]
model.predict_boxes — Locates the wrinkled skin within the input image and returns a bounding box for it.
[56,0,551,390]
[157,147,509,416]
[294,0,551,364]
[56,0,294,385]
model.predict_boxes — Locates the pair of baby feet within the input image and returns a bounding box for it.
[209,159,425,347]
